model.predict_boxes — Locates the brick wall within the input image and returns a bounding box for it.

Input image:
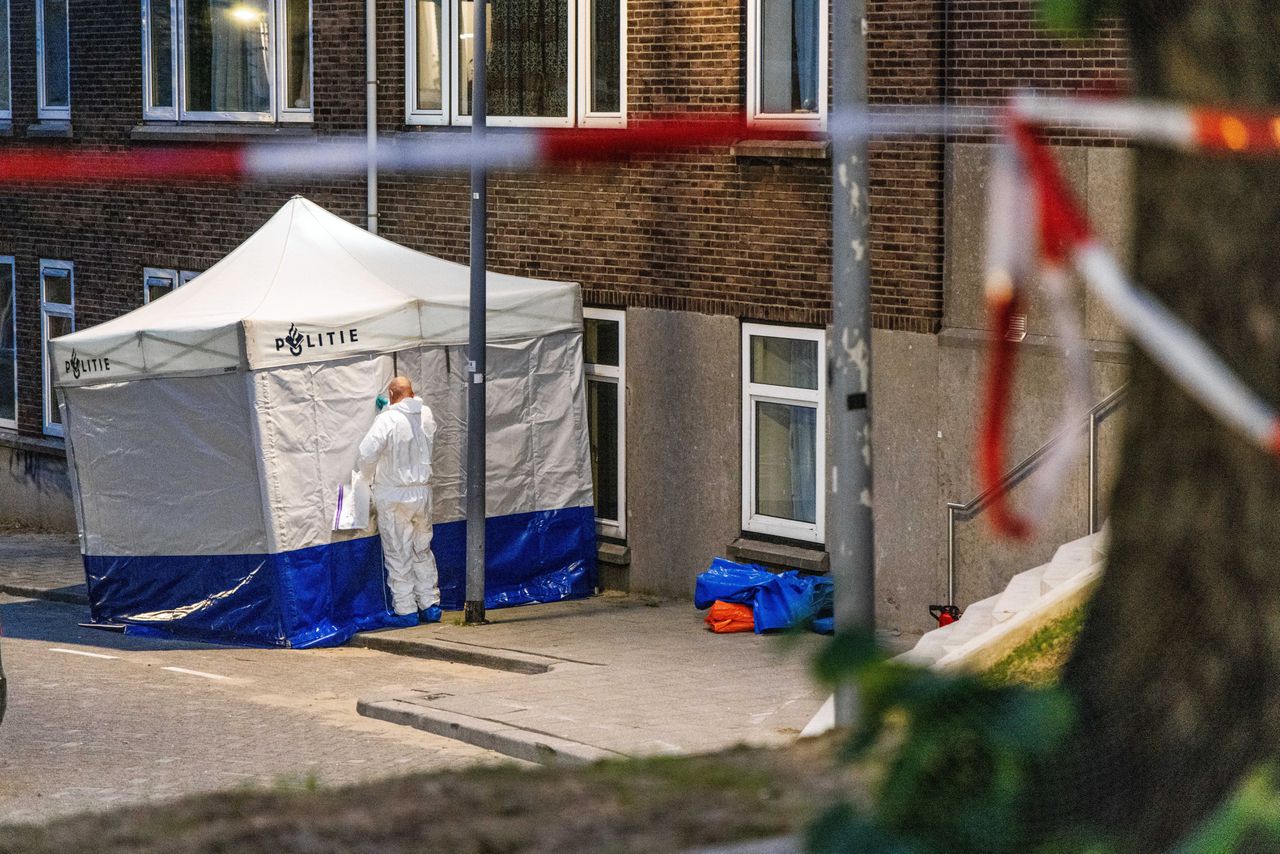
[0,0,1129,435]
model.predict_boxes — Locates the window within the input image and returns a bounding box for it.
[741,323,825,543]
[584,308,625,537]
[0,257,14,429]
[0,0,12,121]
[143,267,200,303]
[36,0,70,120]
[142,0,312,122]
[40,261,73,437]
[746,0,826,127]
[406,0,625,127]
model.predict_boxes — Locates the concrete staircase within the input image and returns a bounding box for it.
[801,527,1107,737]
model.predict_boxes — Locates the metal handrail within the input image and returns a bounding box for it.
[944,384,1128,606]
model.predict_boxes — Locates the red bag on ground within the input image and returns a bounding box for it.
[704,599,755,634]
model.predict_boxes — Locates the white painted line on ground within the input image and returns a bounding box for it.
[162,666,230,681]
[48,648,118,660]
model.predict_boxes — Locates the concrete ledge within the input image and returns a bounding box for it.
[730,138,829,160]
[0,429,66,458]
[357,698,627,765]
[729,537,829,573]
[26,121,73,138]
[597,541,630,566]
[130,123,316,143]
[938,326,1129,364]
[349,633,556,674]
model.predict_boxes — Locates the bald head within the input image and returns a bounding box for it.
[388,376,414,404]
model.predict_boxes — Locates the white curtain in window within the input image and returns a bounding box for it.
[207,0,270,112]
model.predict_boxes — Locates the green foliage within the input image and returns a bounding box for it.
[1175,766,1280,853]
[1038,0,1118,33]
[808,631,1074,853]
[809,631,1280,853]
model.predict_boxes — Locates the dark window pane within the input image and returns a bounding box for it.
[43,268,71,304]
[588,378,619,522]
[184,0,271,114]
[755,401,816,523]
[460,0,569,118]
[146,275,174,303]
[45,313,72,425]
[750,334,817,389]
[0,263,14,422]
[589,0,619,113]
[41,0,69,108]
[0,0,11,112]
[759,0,818,114]
[285,0,311,108]
[149,0,174,109]
[584,317,619,366]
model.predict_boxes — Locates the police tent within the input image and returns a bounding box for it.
[50,196,596,647]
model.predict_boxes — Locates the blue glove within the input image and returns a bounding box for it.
[375,394,389,411]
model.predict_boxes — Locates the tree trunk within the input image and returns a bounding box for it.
[1053,3,1280,847]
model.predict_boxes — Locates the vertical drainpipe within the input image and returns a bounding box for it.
[366,0,378,234]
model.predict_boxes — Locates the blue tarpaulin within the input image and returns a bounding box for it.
[694,557,833,634]
[86,506,596,648]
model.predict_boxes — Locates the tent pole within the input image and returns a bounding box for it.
[830,0,874,726]
[464,0,488,625]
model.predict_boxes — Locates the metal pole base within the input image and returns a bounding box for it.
[463,601,487,625]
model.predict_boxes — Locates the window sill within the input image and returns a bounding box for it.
[130,123,316,144]
[0,428,66,458]
[26,121,73,139]
[730,138,830,161]
[597,540,630,566]
[729,536,829,573]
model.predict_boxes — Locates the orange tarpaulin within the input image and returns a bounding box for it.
[704,600,755,634]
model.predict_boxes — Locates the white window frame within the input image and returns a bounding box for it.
[143,267,177,303]
[35,0,71,121]
[144,267,201,303]
[406,0,625,128]
[745,0,827,129]
[741,323,826,543]
[0,0,13,121]
[142,0,313,123]
[40,260,73,437]
[0,256,15,430]
[405,0,452,126]
[584,307,625,538]
[575,0,625,128]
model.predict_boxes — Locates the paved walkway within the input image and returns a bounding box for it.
[0,532,829,765]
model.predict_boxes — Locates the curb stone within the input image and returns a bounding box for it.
[0,584,90,606]
[356,697,629,765]
[349,634,559,674]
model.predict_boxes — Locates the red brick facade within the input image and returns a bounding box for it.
[1,0,1127,435]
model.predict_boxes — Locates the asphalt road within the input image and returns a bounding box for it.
[0,594,513,826]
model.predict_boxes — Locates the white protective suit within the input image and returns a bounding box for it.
[355,396,439,616]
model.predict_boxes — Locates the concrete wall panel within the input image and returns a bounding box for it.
[625,308,742,599]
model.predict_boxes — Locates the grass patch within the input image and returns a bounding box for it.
[984,607,1086,689]
[0,737,859,854]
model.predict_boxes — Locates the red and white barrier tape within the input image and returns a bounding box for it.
[0,97,1278,183]
[979,113,1280,539]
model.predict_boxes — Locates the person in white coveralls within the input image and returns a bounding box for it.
[356,376,441,622]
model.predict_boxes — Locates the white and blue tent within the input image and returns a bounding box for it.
[50,197,596,647]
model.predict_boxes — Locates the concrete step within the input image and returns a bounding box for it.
[1041,534,1100,594]
[939,596,1001,652]
[993,565,1049,623]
